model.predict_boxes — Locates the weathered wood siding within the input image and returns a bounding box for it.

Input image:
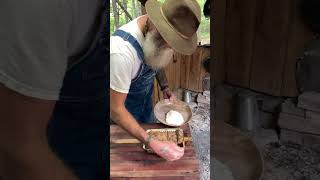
[212,0,314,97]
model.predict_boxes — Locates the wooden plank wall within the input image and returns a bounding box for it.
[153,47,210,105]
[225,0,257,87]
[281,0,315,96]
[212,0,227,84]
[250,0,292,95]
[212,0,314,97]
[180,47,210,91]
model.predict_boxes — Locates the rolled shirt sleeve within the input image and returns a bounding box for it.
[110,53,133,94]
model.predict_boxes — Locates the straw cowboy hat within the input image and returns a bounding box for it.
[145,0,201,55]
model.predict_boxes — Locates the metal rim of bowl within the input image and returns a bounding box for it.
[154,99,193,127]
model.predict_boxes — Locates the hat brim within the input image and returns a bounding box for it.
[145,0,198,55]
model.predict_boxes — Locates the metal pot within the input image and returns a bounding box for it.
[183,90,192,103]
[234,91,260,131]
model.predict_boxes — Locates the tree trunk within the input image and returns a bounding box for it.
[137,1,142,16]
[112,0,120,29]
[131,0,136,17]
[116,0,133,21]
[123,0,129,22]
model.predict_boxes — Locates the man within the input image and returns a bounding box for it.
[110,0,201,161]
[0,1,107,180]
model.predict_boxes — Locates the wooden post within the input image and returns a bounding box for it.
[111,0,120,29]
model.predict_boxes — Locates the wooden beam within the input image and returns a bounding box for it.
[278,112,320,135]
[298,92,320,113]
[250,0,292,96]
[225,0,257,88]
[212,0,227,84]
[281,0,314,96]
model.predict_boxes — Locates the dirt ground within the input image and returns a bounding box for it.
[261,141,320,180]
[247,129,320,180]
[211,157,234,180]
[188,93,210,180]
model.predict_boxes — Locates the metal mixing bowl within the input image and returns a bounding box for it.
[154,99,192,127]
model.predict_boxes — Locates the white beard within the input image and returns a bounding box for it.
[142,31,174,70]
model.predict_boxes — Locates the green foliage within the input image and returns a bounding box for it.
[110,0,139,34]
[110,0,210,44]
[197,0,210,44]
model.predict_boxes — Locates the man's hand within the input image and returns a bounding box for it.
[155,69,175,100]
[149,138,184,161]
[162,87,176,101]
[110,89,183,161]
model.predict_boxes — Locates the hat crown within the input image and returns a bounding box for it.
[161,0,201,39]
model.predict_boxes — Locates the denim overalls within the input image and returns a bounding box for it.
[47,1,108,180]
[112,30,156,123]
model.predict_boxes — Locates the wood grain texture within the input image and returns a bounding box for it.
[173,53,182,90]
[188,50,202,91]
[210,0,227,83]
[281,0,314,96]
[250,0,292,96]
[278,112,320,135]
[281,129,320,147]
[198,47,210,91]
[212,0,314,96]
[152,47,210,105]
[298,92,320,113]
[225,0,257,87]
[306,110,320,120]
[164,59,175,91]
[180,47,210,92]
[110,124,199,179]
[180,54,191,90]
[212,0,227,83]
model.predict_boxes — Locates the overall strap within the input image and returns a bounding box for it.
[67,0,107,71]
[112,29,144,61]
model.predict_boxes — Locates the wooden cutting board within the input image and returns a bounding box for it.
[110,124,200,180]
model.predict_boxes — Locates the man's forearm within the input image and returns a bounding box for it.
[0,84,78,180]
[155,69,169,91]
[111,106,149,143]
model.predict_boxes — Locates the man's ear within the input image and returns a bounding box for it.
[143,18,152,36]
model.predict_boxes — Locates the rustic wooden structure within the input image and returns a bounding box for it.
[153,46,210,104]
[212,0,314,97]
[279,92,320,146]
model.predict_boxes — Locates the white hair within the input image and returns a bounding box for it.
[142,30,174,70]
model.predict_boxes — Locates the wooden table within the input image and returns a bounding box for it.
[110,124,200,180]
